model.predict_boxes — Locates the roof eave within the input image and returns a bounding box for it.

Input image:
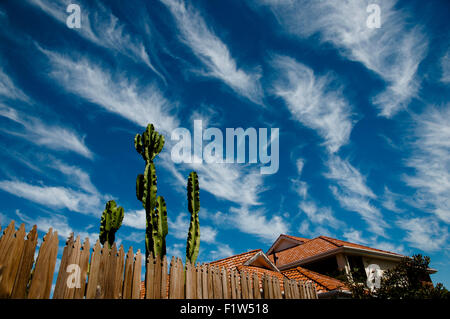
[278,246,405,270]
[266,235,304,255]
[243,251,281,272]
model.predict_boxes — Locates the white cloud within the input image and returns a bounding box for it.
[343,229,369,245]
[168,212,189,239]
[0,105,93,159]
[271,55,354,153]
[343,229,407,254]
[291,156,344,233]
[201,226,218,244]
[441,51,450,83]
[0,212,8,226]
[373,241,407,255]
[381,186,403,213]
[50,160,98,194]
[326,155,376,199]
[122,231,145,243]
[0,66,92,159]
[297,220,333,238]
[167,243,184,258]
[291,178,308,199]
[325,156,388,236]
[202,206,289,244]
[42,49,178,134]
[227,206,289,243]
[299,201,343,229]
[396,217,449,252]
[260,0,427,117]
[160,0,263,104]
[296,158,305,176]
[404,106,450,223]
[208,243,234,261]
[161,151,265,206]
[122,209,146,230]
[0,68,30,102]
[15,209,98,244]
[168,212,217,244]
[0,180,102,216]
[28,0,164,80]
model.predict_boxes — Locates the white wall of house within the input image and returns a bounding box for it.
[362,257,398,288]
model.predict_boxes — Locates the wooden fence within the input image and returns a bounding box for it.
[0,221,318,299]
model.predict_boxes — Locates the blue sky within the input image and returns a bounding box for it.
[0,0,449,288]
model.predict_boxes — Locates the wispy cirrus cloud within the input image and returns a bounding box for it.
[160,0,263,104]
[50,160,99,195]
[15,209,98,243]
[396,216,448,252]
[325,155,388,237]
[291,157,344,234]
[299,201,343,230]
[168,212,217,244]
[271,55,354,153]
[343,228,407,255]
[226,206,289,243]
[441,51,450,84]
[0,68,30,102]
[0,159,105,216]
[259,0,427,117]
[0,180,103,215]
[161,150,265,207]
[28,0,164,81]
[381,186,403,213]
[0,64,92,159]
[0,105,93,159]
[404,106,450,224]
[42,49,178,134]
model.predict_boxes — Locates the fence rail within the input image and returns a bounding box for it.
[0,221,318,299]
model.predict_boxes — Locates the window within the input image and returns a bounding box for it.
[347,255,367,282]
[303,256,340,278]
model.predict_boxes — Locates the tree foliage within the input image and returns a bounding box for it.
[344,254,449,299]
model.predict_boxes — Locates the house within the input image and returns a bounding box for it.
[209,234,438,298]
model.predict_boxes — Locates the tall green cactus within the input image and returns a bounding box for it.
[99,200,124,248]
[186,171,200,265]
[135,123,168,259]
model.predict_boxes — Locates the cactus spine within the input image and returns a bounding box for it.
[99,200,124,248]
[135,123,168,259]
[186,171,200,265]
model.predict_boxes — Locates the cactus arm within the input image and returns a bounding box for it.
[134,134,143,156]
[136,174,144,202]
[99,200,124,248]
[142,162,157,222]
[186,211,200,265]
[99,211,107,245]
[151,196,168,257]
[187,172,200,215]
[186,171,200,265]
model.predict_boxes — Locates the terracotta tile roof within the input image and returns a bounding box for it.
[208,249,263,269]
[269,237,338,267]
[140,281,145,299]
[236,265,286,281]
[282,266,347,293]
[319,236,404,257]
[268,235,405,268]
[281,234,310,243]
